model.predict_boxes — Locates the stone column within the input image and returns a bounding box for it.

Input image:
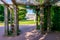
[36,10,38,29]
[40,5,44,33]
[4,6,9,36]
[35,6,40,30]
[47,5,51,32]
[13,5,19,36]
[45,0,51,32]
[9,8,13,26]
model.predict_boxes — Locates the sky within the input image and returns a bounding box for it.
[5,0,34,14]
[27,9,34,14]
[5,0,12,4]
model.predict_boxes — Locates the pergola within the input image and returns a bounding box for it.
[0,0,53,36]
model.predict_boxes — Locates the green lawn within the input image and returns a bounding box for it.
[0,20,36,26]
[0,23,4,26]
[19,20,36,25]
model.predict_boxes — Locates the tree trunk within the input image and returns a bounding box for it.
[40,6,44,33]
[4,6,9,36]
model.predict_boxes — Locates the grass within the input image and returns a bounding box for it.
[0,23,4,26]
[19,20,36,25]
[0,20,36,26]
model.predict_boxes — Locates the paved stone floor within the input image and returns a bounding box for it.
[0,25,60,40]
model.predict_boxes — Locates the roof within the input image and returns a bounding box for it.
[12,0,41,6]
[0,0,41,6]
[1,0,60,6]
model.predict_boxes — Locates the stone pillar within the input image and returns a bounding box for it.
[13,5,19,36]
[40,5,44,33]
[47,5,51,32]
[45,0,51,32]
[35,6,40,29]
[4,6,9,36]
[9,8,13,26]
[9,8,15,33]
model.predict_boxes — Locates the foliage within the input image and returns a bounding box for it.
[0,4,4,22]
[40,0,44,5]
[0,20,35,26]
[18,6,27,20]
[44,7,48,31]
[51,6,60,31]
[0,5,27,22]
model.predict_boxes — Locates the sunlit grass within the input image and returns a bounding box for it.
[0,23,4,26]
[19,20,36,25]
[0,20,40,26]
[0,20,36,26]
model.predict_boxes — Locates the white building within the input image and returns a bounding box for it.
[26,13,36,21]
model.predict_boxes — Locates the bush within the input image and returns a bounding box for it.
[51,6,60,31]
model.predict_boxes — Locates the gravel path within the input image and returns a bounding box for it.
[0,25,60,40]
[44,32,60,40]
[0,25,41,40]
